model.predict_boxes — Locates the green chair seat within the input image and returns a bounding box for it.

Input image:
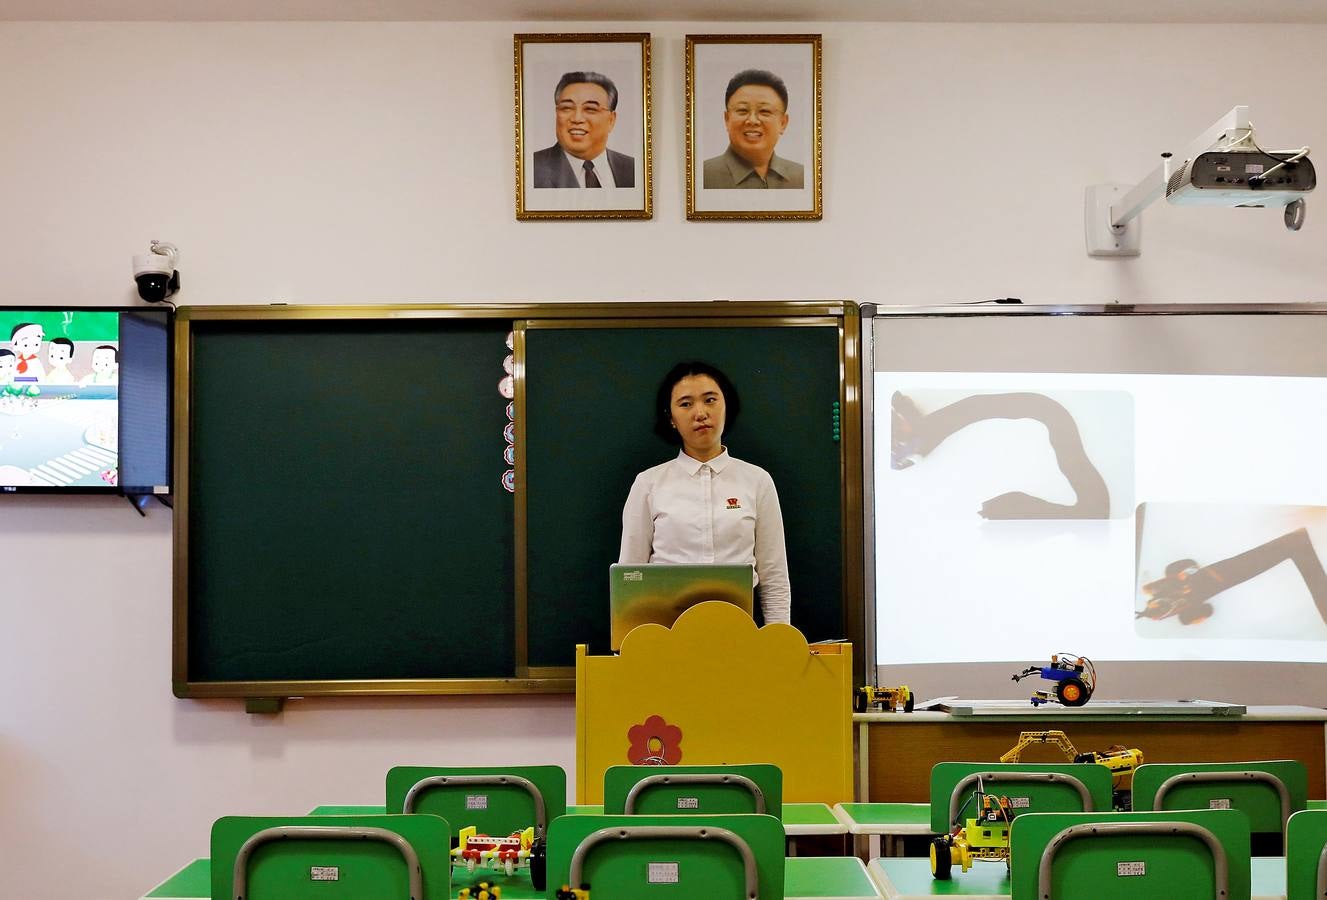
[548,813,785,900]
[1286,808,1327,899]
[1009,808,1250,900]
[603,764,783,819]
[929,762,1114,834]
[1132,760,1307,839]
[211,814,451,900]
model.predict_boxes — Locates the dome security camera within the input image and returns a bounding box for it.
[133,240,180,303]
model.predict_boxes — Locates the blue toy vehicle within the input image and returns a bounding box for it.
[1011,653,1096,707]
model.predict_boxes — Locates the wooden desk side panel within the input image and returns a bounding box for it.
[868,720,1325,802]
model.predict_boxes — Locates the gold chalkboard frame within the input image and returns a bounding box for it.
[172,301,864,701]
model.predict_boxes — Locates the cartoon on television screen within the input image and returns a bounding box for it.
[0,310,121,489]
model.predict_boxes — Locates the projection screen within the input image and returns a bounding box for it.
[866,304,1327,702]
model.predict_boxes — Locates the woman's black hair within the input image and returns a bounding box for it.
[653,361,741,445]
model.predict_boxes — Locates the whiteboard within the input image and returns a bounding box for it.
[863,304,1327,702]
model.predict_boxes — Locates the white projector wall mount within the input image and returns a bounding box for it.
[1085,106,1314,257]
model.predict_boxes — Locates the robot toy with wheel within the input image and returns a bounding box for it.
[999,729,1144,810]
[853,684,914,713]
[1011,653,1096,707]
[451,824,546,889]
[930,786,1012,879]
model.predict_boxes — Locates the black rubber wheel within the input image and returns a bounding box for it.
[529,842,547,891]
[903,691,915,713]
[1056,677,1090,707]
[853,689,867,713]
[930,837,953,880]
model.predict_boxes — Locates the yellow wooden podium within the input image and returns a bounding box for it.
[575,601,854,804]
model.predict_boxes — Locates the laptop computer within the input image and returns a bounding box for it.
[608,563,754,651]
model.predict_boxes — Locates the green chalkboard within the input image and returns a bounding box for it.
[176,304,860,696]
[184,317,515,683]
[523,322,845,667]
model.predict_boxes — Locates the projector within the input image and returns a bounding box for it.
[1165,149,1316,207]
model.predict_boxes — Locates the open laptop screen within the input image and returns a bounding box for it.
[608,563,754,651]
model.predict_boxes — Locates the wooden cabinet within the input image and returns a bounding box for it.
[855,705,1327,802]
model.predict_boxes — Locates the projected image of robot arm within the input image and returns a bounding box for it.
[1138,527,1327,626]
[891,391,1110,519]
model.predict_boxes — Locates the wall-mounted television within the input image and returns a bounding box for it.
[1,306,172,495]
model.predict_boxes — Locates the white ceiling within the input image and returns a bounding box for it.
[4,0,1327,23]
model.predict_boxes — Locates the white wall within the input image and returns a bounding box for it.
[0,19,1324,899]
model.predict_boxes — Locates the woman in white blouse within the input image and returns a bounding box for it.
[618,361,791,625]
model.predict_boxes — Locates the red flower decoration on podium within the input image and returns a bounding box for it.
[626,714,683,765]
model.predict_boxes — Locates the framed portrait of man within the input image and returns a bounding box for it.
[515,33,652,220]
[686,34,822,221]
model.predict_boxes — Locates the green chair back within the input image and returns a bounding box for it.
[929,762,1114,833]
[1132,760,1307,836]
[1285,808,1327,899]
[386,765,567,843]
[211,813,451,900]
[547,813,785,900]
[603,764,783,819]
[1010,808,1250,900]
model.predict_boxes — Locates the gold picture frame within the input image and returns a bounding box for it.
[686,34,822,220]
[515,33,653,220]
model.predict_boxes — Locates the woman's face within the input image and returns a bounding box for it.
[669,374,726,460]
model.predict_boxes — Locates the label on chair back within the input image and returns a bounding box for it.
[1208,798,1232,809]
[647,862,680,883]
[1117,861,1145,876]
[310,866,340,881]
[466,794,489,810]
[676,797,700,809]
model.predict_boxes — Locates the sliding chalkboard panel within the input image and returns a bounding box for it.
[174,303,863,698]
[182,316,515,685]
[523,320,847,668]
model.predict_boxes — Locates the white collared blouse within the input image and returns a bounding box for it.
[618,448,791,625]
